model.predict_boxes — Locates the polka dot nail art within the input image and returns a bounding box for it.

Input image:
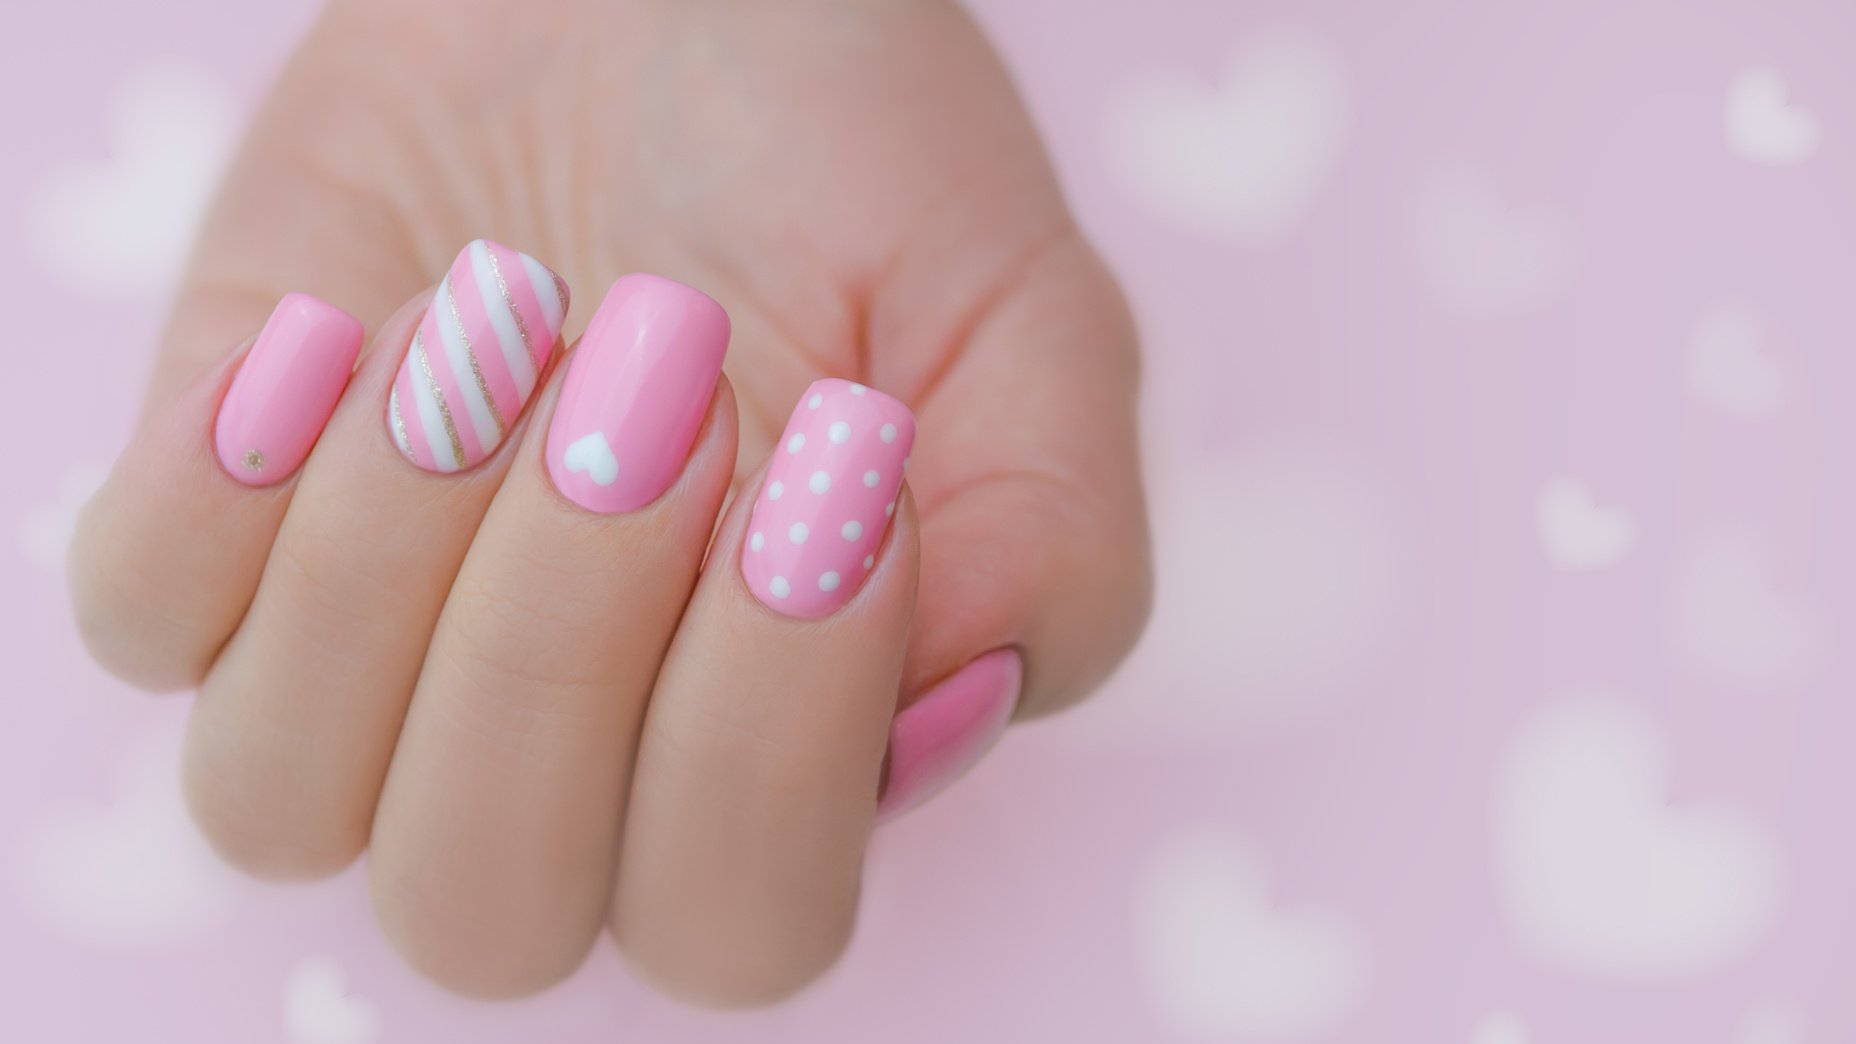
[742,378,916,618]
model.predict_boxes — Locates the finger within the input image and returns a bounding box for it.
[368,277,732,998]
[65,28,438,690]
[183,242,569,878]
[69,295,365,690]
[877,232,1151,817]
[614,380,917,1007]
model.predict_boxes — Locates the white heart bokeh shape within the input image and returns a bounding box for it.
[13,717,243,947]
[1725,67,1821,167]
[25,61,237,298]
[1470,1010,1532,1044]
[285,957,380,1044]
[1104,26,1348,245]
[1668,527,1820,691]
[1737,998,1806,1044]
[1134,826,1367,1039]
[1495,694,1783,981]
[1413,167,1575,315]
[1686,301,1786,418]
[1536,477,1636,571]
[18,463,107,570]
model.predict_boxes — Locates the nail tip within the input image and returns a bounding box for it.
[466,238,570,323]
[276,292,366,343]
[875,648,1023,822]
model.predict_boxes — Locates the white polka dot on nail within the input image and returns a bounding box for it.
[787,434,805,454]
[750,532,764,552]
[807,394,822,410]
[828,421,851,444]
[863,554,875,569]
[770,576,790,598]
[842,520,862,541]
[850,383,867,395]
[818,571,841,592]
[863,469,879,487]
[788,522,809,544]
[769,480,784,500]
[809,470,831,494]
[880,423,897,443]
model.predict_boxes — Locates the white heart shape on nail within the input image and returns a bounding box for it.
[563,431,618,486]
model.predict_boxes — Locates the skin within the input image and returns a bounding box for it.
[67,0,1150,1006]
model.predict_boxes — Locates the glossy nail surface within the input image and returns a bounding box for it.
[546,275,730,513]
[213,293,365,487]
[741,378,915,618]
[388,239,568,472]
[877,648,1022,821]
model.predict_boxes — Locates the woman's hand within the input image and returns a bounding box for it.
[67,0,1150,1005]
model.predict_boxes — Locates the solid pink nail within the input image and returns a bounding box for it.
[741,378,916,618]
[213,293,365,487]
[546,274,730,513]
[877,649,1022,821]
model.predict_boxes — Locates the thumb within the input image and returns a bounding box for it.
[880,233,1152,816]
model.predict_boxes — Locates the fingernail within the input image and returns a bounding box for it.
[877,649,1022,822]
[741,378,915,618]
[388,239,569,472]
[213,293,365,487]
[545,274,730,512]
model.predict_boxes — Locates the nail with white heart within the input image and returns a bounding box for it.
[546,274,731,514]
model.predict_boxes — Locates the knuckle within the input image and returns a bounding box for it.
[180,715,365,880]
[420,573,624,750]
[617,902,855,1010]
[1025,474,1154,716]
[371,862,597,1000]
[67,498,212,692]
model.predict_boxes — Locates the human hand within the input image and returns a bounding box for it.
[69,0,1149,1005]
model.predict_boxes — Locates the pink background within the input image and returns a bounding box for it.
[2,0,1849,1041]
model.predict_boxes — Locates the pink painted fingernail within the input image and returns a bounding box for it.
[876,649,1022,821]
[213,293,365,487]
[546,275,730,513]
[388,239,569,472]
[741,378,915,618]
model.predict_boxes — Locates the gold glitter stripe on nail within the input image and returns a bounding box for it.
[553,273,569,316]
[389,387,412,456]
[446,279,507,438]
[483,247,538,368]
[414,330,467,469]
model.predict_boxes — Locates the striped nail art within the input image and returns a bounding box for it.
[388,240,569,472]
